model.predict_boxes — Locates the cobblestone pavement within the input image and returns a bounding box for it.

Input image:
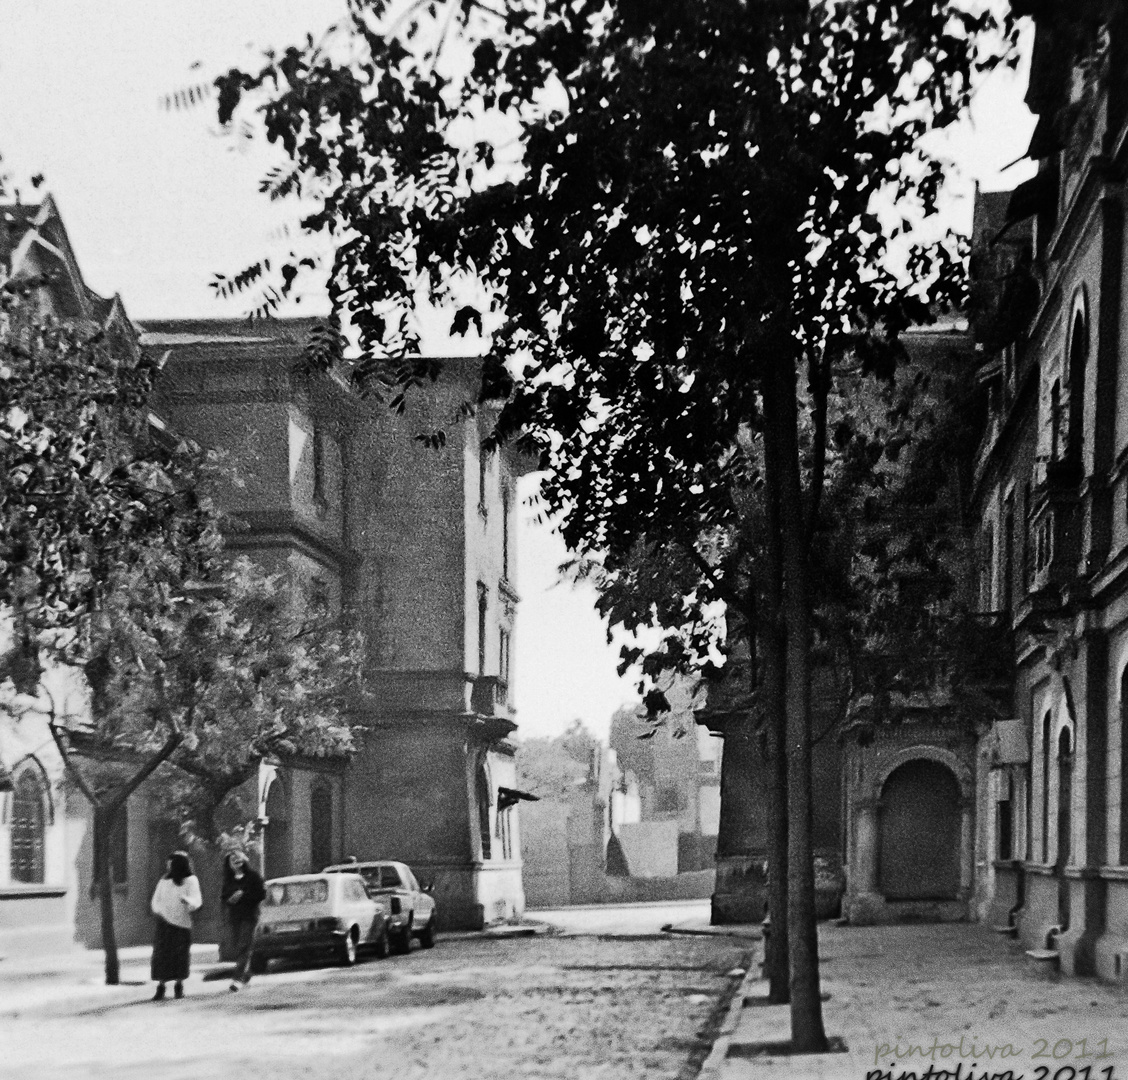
[4,930,751,1080]
[718,922,1128,1080]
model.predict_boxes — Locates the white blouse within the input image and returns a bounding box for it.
[151,875,203,929]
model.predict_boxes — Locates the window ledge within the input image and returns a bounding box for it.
[0,885,68,900]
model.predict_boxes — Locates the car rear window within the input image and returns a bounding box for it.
[266,879,329,906]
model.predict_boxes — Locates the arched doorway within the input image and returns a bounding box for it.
[263,776,291,880]
[878,759,961,901]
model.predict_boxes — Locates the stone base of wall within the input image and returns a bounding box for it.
[844,890,968,925]
[413,861,524,932]
[1093,874,1128,983]
[711,855,767,925]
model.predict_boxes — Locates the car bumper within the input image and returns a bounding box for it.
[254,928,347,957]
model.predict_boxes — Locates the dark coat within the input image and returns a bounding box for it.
[221,863,266,923]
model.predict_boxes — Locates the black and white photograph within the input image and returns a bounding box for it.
[1,2,1126,1078]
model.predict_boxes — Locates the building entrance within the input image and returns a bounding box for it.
[879,759,961,901]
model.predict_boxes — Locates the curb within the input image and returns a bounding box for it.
[662,923,764,941]
[696,961,762,1080]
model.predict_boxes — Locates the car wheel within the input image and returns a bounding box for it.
[373,925,389,960]
[392,925,412,955]
[417,923,434,950]
[249,954,269,975]
[339,929,359,966]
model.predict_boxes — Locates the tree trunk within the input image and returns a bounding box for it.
[758,480,790,1003]
[93,805,121,986]
[762,352,828,1053]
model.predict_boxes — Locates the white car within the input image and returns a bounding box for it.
[323,860,437,953]
[253,873,388,971]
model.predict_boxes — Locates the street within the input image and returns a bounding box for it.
[7,904,1128,1080]
[3,903,750,1080]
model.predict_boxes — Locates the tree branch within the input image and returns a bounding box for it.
[679,539,744,610]
[105,729,184,813]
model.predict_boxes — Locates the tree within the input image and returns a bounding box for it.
[515,723,596,802]
[0,275,223,984]
[0,241,360,983]
[146,556,362,843]
[207,0,1015,1050]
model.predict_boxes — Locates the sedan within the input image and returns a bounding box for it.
[253,872,388,972]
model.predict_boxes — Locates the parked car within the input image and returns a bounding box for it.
[253,873,388,972]
[323,860,437,953]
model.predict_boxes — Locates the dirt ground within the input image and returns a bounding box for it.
[4,932,751,1080]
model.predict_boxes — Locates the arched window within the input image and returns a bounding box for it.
[1041,712,1052,863]
[1121,669,1128,865]
[1057,725,1074,868]
[263,774,291,880]
[1067,309,1088,465]
[476,759,492,861]
[10,771,46,884]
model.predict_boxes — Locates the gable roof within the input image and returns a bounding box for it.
[0,193,135,341]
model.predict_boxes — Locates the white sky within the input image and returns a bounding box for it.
[0,3,1036,742]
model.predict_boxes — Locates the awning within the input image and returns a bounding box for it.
[1025,112,1066,161]
[1006,170,1058,227]
[497,786,539,812]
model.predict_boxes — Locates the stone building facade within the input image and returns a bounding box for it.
[1,195,532,952]
[970,7,1128,981]
[146,319,531,932]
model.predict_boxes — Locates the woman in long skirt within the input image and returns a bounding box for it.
[150,850,203,1000]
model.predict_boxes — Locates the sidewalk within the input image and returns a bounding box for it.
[0,919,554,1015]
[708,921,1128,1080]
[0,943,226,1015]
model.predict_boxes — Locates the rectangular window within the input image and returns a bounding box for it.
[313,428,325,501]
[996,798,1013,860]
[502,489,510,580]
[1002,501,1014,612]
[477,583,488,675]
[499,629,510,684]
[981,529,995,611]
[478,447,491,516]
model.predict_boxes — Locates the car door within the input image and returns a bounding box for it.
[403,866,434,926]
[346,876,377,942]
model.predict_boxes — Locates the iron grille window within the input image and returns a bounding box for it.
[10,772,45,884]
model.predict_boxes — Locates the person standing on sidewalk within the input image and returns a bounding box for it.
[150,850,203,1001]
[222,848,265,991]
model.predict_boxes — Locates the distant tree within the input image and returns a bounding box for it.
[556,718,600,768]
[515,736,589,803]
[516,719,602,801]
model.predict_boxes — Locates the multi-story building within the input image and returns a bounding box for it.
[970,6,1128,980]
[1,196,533,954]
[146,318,532,931]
